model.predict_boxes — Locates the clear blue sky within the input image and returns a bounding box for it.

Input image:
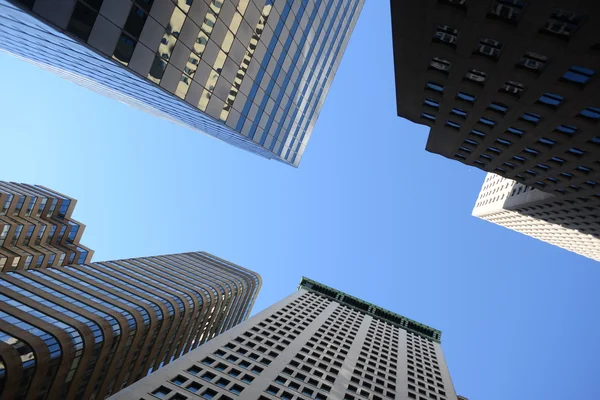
[2,1,599,399]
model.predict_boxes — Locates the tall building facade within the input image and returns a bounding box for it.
[0,181,93,272]
[473,172,600,261]
[391,1,600,196]
[0,0,364,167]
[112,278,460,400]
[0,251,261,400]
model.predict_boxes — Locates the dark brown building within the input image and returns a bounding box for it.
[0,251,262,400]
[0,181,93,271]
[391,1,600,199]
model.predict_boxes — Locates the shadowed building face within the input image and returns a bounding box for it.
[0,251,261,399]
[0,0,365,166]
[391,1,600,203]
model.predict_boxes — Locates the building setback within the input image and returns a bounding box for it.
[391,1,600,198]
[111,278,459,400]
[0,0,364,167]
[473,172,600,261]
[0,181,93,272]
[0,251,261,400]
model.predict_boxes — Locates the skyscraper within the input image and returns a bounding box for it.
[473,172,600,261]
[0,0,364,166]
[0,181,93,272]
[111,277,460,400]
[0,251,261,400]
[391,1,600,196]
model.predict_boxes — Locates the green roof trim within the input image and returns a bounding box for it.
[298,277,442,343]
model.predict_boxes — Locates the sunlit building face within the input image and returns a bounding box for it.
[0,0,365,167]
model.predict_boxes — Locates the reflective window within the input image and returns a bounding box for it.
[421,112,436,121]
[451,108,468,118]
[521,112,541,124]
[426,82,444,92]
[66,2,98,41]
[445,121,461,129]
[423,99,440,108]
[555,124,577,135]
[479,117,495,126]
[123,6,148,39]
[488,102,508,113]
[562,66,595,85]
[506,127,525,136]
[538,93,563,107]
[579,106,600,120]
[457,92,476,103]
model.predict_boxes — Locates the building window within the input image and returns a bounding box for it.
[123,6,148,39]
[464,69,487,85]
[555,124,577,135]
[567,147,585,156]
[451,108,468,118]
[489,0,526,23]
[434,25,459,47]
[429,57,451,73]
[113,34,137,65]
[542,9,584,39]
[457,92,476,103]
[66,2,98,41]
[520,112,541,124]
[537,137,556,146]
[148,54,168,84]
[500,80,525,97]
[487,102,508,114]
[471,129,485,138]
[426,82,444,93]
[151,386,172,398]
[579,106,600,120]
[496,138,512,146]
[538,93,563,107]
[421,112,436,121]
[517,52,547,72]
[479,117,495,126]
[562,66,595,86]
[423,99,440,108]
[475,38,503,60]
[445,121,461,130]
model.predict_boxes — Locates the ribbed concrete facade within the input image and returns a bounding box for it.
[112,278,459,400]
[391,1,600,197]
[0,181,93,272]
[0,251,261,400]
[473,173,600,261]
[1,0,364,166]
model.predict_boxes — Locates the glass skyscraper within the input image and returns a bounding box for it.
[0,251,261,399]
[0,0,364,166]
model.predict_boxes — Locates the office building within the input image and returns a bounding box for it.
[0,0,364,167]
[391,1,600,197]
[112,277,460,400]
[0,181,93,272]
[0,251,261,399]
[473,172,600,261]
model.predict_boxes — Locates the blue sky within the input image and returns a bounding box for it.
[2,1,600,399]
